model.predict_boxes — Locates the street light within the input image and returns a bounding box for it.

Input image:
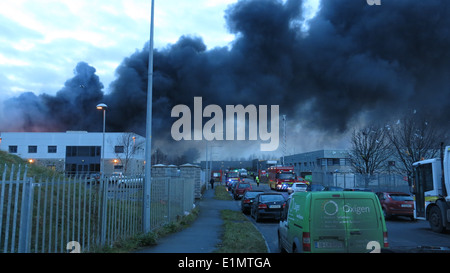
[96,103,107,175]
[143,0,155,233]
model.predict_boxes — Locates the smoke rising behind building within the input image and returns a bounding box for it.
[1,0,449,160]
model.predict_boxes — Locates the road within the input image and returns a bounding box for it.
[230,177,450,253]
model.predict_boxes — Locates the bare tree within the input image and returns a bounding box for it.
[386,113,448,183]
[114,133,144,174]
[151,148,168,165]
[349,125,392,187]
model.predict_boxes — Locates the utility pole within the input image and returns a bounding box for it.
[205,142,209,188]
[143,0,155,233]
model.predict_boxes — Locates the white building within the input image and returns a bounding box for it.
[0,131,146,175]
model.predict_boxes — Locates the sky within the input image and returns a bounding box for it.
[2,0,448,162]
[0,0,319,98]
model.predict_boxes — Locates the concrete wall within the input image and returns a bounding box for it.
[179,164,202,199]
[151,163,203,199]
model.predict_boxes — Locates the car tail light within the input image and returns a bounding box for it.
[243,199,251,204]
[258,203,267,209]
[303,232,311,252]
[383,232,389,248]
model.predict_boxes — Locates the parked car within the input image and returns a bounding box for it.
[241,190,264,214]
[344,188,372,192]
[251,193,286,222]
[86,173,101,184]
[109,172,124,183]
[323,186,344,191]
[234,182,252,199]
[231,181,240,195]
[376,192,414,220]
[307,184,325,192]
[287,182,307,194]
[278,191,389,253]
[227,180,237,192]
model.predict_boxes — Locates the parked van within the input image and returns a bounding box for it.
[278,191,388,253]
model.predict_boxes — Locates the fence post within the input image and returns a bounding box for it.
[18,177,33,253]
[167,178,171,223]
[100,178,108,246]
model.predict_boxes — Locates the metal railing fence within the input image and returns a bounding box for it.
[312,172,411,193]
[150,177,195,231]
[0,164,195,253]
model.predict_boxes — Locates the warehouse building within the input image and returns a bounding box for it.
[0,131,146,175]
[284,149,352,176]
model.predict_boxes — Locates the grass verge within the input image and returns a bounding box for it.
[214,185,233,200]
[215,210,268,253]
[213,185,267,253]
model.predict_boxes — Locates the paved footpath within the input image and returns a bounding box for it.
[135,188,240,253]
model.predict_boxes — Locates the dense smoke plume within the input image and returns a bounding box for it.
[2,0,450,159]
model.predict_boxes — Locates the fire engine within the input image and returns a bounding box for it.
[226,170,240,185]
[268,166,305,191]
[211,170,223,182]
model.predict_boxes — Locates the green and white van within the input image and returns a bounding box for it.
[278,191,389,253]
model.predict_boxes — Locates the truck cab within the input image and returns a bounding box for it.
[412,146,450,232]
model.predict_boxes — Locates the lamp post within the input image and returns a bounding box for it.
[96,103,107,176]
[143,0,155,233]
[96,102,108,246]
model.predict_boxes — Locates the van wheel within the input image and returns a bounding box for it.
[277,234,286,253]
[429,206,445,233]
[292,243,300,253]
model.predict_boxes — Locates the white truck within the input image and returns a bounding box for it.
[412,145,450,233]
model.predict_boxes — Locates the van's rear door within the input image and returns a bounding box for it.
[310,192,347,253]
[343,192,384,252]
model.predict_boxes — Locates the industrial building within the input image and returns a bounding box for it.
[284,149,352,176]
[0,131,146,175]
[283,149,353,185]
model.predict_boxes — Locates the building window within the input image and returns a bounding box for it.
[28,146,37,153]
[48,146,57,153]
[66,146,101,157]
[115,146,124,153]
[9,146,17,153]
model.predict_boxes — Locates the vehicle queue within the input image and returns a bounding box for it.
[222,169,415,253]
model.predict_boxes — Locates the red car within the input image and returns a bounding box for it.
[376,192,414,220]
[233,182,252,200]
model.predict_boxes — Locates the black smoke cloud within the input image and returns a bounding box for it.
[2,62,104,132]
[2,0,450,156]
